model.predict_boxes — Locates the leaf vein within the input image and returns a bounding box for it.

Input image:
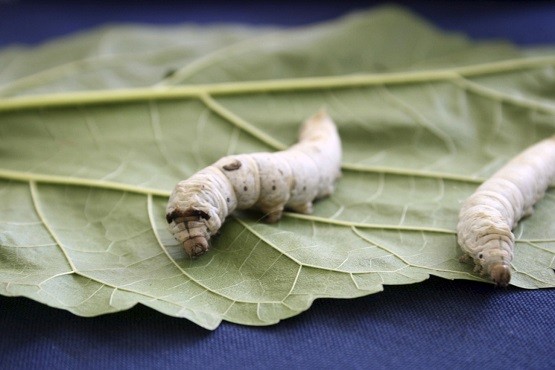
[2,56,555,112]
[29,181,77,272]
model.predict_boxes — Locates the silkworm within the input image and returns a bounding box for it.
[166,110,342,258]
[457,135,555,287]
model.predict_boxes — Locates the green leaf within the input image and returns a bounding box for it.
[1,6,554,329]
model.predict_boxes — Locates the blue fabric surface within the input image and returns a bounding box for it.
[1,1,555,369]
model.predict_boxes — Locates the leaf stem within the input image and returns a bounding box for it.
[0,55,553,112]
[200,93,288,150]
[341,163,484,184]
[284,212,456,234]
[0,169,171,197]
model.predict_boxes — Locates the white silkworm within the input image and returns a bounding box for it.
[166,110,342,258]
[457,135,555,287]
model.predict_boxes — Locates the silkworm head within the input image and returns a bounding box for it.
[490,264,511,288]
[165,209,212,258]
[476,248,512,287]
[183,235,210,258]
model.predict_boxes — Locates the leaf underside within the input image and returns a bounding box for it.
[1,6,554,329]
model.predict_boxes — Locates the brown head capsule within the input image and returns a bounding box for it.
[490,264,511,288]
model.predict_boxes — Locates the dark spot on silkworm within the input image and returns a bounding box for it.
[479,253,483,259]
[191,209,210,220]
[302,186,306,191]
[223,159,242,171]
[272,185,276,191]
[278,169,283,175]
[165,213,174,224]
[244,186,248,191]
[226,197,230,202]
[165,209,210,224]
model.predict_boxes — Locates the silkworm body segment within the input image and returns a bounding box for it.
[457,136,555,287]
[166,110,342,257]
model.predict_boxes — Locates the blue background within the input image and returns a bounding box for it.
[1,1,554,369]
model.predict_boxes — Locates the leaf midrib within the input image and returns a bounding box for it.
[0,55,554,113]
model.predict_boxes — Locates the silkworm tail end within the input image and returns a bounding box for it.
[490,264,511,288]
[183,236,210,259]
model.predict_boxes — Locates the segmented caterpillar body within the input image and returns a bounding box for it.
[457,136,555,287]
[166,110,342,257]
